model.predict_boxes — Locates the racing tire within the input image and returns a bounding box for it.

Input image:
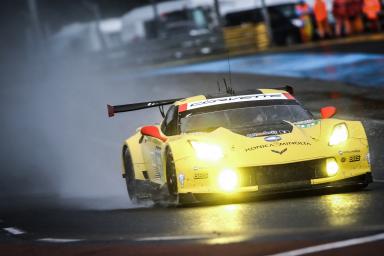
[123,148,138,202]
[165,147,178,200]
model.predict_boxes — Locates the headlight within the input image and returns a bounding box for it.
[329,123,348,146]
[218,169,238,192]
[190,141,224,161]
[326,158,339,176]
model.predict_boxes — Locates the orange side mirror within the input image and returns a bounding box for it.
[140,126,167,142]
[320,106,337,119]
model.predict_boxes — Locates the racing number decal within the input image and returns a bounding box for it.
[349,155,361,162]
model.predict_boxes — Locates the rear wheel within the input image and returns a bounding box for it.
[123,148,137,202]
[165,147,178,201]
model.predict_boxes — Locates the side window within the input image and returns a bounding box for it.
[161,106,179,136]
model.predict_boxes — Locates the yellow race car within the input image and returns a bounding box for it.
[108,87,372,205]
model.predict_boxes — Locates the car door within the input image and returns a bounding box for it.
[141,134,164,184]
[141,106,178,185]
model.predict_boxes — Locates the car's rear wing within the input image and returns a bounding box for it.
[107,86,294,117]
[107,98,182,117]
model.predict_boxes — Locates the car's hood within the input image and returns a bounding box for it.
[170,120,330,166]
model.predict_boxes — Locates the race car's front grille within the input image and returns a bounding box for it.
[239,159,328,189]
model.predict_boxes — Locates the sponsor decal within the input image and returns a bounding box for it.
[182,93,291,112]
[264,135,282,142]
[194,172,208,179]
[349,155,361,162]
[247,130,290,138]
[245,141,311,152]
[339,149,361,155]
[271,148,287,155]
[341,157,346,163]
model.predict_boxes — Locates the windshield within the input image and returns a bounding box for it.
[180,105,312,133]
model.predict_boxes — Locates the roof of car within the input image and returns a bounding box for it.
[174,88,290,106]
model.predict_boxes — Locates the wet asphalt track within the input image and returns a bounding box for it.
[1,182,384,256]
[1,39,384,255]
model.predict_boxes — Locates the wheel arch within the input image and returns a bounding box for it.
[122,132,146,180]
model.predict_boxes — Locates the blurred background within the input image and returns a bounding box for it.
[5,0,383,66]
[0,0,383,207]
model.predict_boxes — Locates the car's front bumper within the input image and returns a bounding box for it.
[178,173,373,205]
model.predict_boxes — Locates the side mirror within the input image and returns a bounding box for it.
[140,126,167,142]
[320,106,337,119]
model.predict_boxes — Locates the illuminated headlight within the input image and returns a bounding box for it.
[190,141,223,161]
[329,123,348,146]
[326,158,339,176]
[218,169,238,192]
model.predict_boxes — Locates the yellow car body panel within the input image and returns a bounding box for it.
[164,121,370,194]
[119,89,372,204]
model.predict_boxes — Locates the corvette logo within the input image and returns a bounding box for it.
[271,148,287,155]
[182,93,291,111]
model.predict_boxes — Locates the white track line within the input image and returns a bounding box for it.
[3,227,25,235]
[37,238,84,243]
[135,234,213,242]
[267,232,384,256]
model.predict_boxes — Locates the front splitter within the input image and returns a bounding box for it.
[178,173,373,205]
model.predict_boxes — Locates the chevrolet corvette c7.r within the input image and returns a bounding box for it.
[107,87,372,205]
